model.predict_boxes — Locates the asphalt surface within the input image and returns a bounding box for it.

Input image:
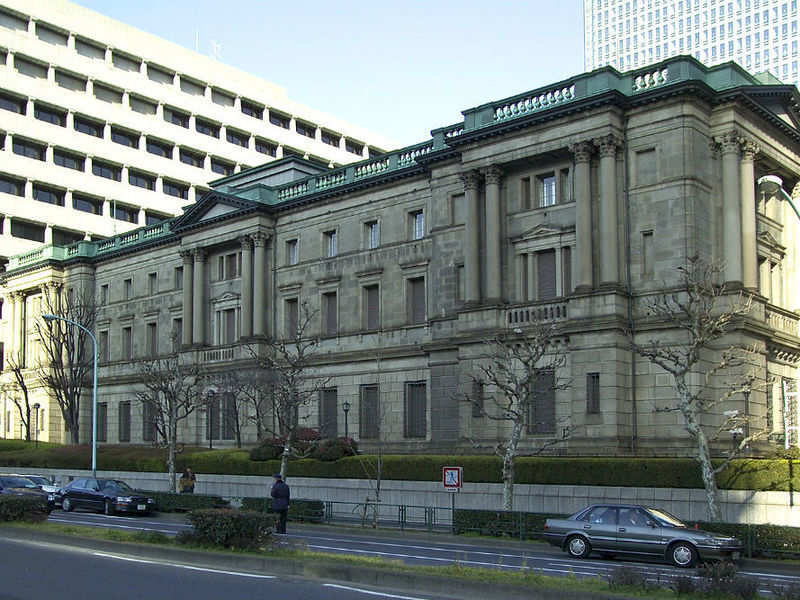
[40,508,800,597]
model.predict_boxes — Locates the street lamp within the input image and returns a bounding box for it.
[42,314,98,478]
[758,175,800,221]
[33,403,40,448]
[342,400,351,439]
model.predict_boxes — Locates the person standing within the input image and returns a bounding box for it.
[179,467,196,494]
[270,473,290,534]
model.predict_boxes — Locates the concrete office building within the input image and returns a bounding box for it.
[0,0,392,264]
[2,57,800,456]
[584,0,799,89]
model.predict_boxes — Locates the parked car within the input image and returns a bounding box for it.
[543,504,742,567]
[56,478,156,516]
[0,475,55,512]
[8,474,60,494]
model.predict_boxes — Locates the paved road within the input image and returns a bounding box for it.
[0,537,457,600]
[47,509,800,595]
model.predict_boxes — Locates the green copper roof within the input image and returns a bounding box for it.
[4,56,788,273]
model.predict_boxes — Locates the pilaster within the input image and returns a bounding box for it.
[569,141,593,291]
[192,248,206,345]
[240,236,254,338]
[180,250,193,346]
[484,165,503,303]
[462,170,481,305]
[595,135,621,286]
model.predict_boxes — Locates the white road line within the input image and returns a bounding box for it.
[91,552,275,579]
[48,517,175,534]
[322,584,433,599]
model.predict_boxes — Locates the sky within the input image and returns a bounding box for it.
[73,1,586,148]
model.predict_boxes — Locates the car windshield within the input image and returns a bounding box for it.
[23,476,50,486]
[647,508,686,528]
[105,480,133,492]
[1,477,38,488]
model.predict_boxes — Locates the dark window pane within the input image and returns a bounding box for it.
[164,108,189,128]
[365,285,379,330]
[359,385,379,439]
[241,100,263,118]
[92,160,121,181]
[0,92,26,114]
[319,388,338,439]
[211,159,234,176]
[129,170,155,190]
[345,140,363,155]
[408,277,425,324]
[34,103,66,126]
[33,184,65,206]
[0,174,25,196]
[529,370,556,434]
[255,139,277,156]
[12,138,45,160]
[321,131,340,147]
[269,111,290,129]
[112,204,137,223]
[111,127,139,148]
[226,129,249,147]
[179,149,204,168]
[163,180,189,199]
[146,138,172,158]
[54,149,84,171]
[537,249,557,300]
[74,116,104,137]
[196,119,219,138]
[11,220,45,242]
[587,372,600,414]
[145,211,168,225]
[295,121,315,138]
[404,382,426,438]
[119,402,131,442]
[73,194,102,214]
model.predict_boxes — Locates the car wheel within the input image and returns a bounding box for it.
[566,535,591,559]
[62,497,73,512]
[669,542,697,568]
[104,499,115,516]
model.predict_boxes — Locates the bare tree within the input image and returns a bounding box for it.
[248,300,329,477]
[463,321,570,511]
[629,257,762,521]
[204,369,256,448]
[3,353,35,441]
[135,349,203,492]
[35,286,98,445]
[355,377,386,527]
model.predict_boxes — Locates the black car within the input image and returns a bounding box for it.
[57,478,155,515]
[0,475,55,512]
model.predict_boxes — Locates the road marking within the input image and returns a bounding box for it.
[48,517,176,534]
[92,552,275,579]
[323,584,432,599]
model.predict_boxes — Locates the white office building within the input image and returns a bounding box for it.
[584,0,799,88]
[0,0,393,263]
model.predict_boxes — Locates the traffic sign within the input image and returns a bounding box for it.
[443,466,462,491]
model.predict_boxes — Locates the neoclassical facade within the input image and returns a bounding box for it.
[2,56,800,456]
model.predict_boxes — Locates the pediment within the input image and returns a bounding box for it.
[519,224,566,241]
[171,191,258,232]
[212,291,240,304]
[758,229,785,251]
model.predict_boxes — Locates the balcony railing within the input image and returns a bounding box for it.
[201,344,245,364]
[766,307,800,337]
[506,300,569,326]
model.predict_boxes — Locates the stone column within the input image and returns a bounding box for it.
[484,166,503,303]
[596,135,620,286]
[740,140,759,290]
[252,233,267,337]
[462,170,481,304]
[192,249,206,345]
[569,142,593,291]
[240,236,254,338]
[717,131,743,285]
[6,292,18,361]
[180,251,193,346]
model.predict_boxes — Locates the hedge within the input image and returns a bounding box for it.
[143,491,229,513]
[0,495,50,522]
[240,497,325,523]
[184,509,275,550]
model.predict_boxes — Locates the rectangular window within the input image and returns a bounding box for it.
[285,298,298,338]
[112,52,140,72]
[345,139,363,155]
[404,382,427,438]
[241,100,263,119]
[11,220,45,242]
[112,204,137,223]
[211,158,234,176]
[218,308,237,345]
[365,221,379,249]
[407,277,425,324]
[92,160,121,181]
[146,211,167,226]
[146,322,158,356]
[14,55,47,79]
[52,228,82,246]
[12,138,45,161]
[124,278,133,300]
[75,38,105,59]
[528,369,556,434]
[562,246,572,296]
[559,168,571,203]
[226,129,249,148]
[196,118,220,138]
[319,388,338,438]
[164,107,189,128]
[206,397,220,442]
[642,231,654,279]
[322,292,338,336]
[33,184,65,206]
[587,372,600,414]
[111,127,139,148]
[0,92,26,114]
[0,174,25,196]
[73,194,102,214]
[537,249,557,300]
[217,252,240,280]
[520,176,532,210]
[163,180,189,199]
[324,230,337,257]
[99,330,109,362]
[410,210,424,240]
[295,121,316,138]
[147,64,174,84]
[119,402,131,442]
[129,170,155,190]
[538,173,556,207]
[130,96,157,115]
[146,138,173,158]
[286,239,299,265]
[172,318,183,350]
[255,138,277,156]
[269,111,290,129]
[174,266,184,289]
[97,403,108,443]
[34,103,66,126]
[360,385,379,439]
[179,76,204,96]
[179,148,205,168]
[142,401,156,442]
[148,272,158,295]
[364,285,380,330]
[54,149,85,171]
[93,83,123,104]
[321,131,340,147]
[100,284,109,305]
[122,326,133,359]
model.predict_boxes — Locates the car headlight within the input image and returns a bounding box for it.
[147,498,155,504]
[116,496,133,503]
[705,537,734,545]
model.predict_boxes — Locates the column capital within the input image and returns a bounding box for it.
[484,165,503,185]
[594,134,623,157]
[740,139,759,161]
[460,170,481,190]
[192,248,207,262]
[252,232,269,247]
[568,141,593,163]
[714,130,742,155]
[792,182,800,200]
[180,249,193,264]
[240,235,254,251]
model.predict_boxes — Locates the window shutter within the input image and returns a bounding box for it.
[325,293,338,336]
[404,382,426,438]
[366,286,379,330]
[119,402,131,442]
[286,299,298,338]
[562,246,572,296]
[409,278,425,324]
[222,393,236,440]
[537,250,557,300]
[360,385,379,439]
[319,389,338,438]
[530,370,556,434]
[586,372,600,414]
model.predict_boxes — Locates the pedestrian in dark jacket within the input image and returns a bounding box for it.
[270,473,290,534]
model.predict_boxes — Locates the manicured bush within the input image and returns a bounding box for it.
[185,508,275,550]
[0,495,50,522]
[144,491,229,513]
[249,439,283,461]
[310,438,358,461]
[607,566,650,591]
[240,497,325,523]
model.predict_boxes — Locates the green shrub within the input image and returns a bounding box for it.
[310,438,358,461]
[0,495,50,522]
[144,491,229,513]
[186,508,275,550]
[249,439,283,462]
[607,566,650,591]
[240,497,324,523]
[452,509,564,540]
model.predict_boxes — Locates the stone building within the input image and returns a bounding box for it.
[2,56,799,455]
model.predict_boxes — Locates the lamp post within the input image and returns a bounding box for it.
[42,314,97,478]
[342,400,351,439]
[758,175,800,221]
[33,403,40,448]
